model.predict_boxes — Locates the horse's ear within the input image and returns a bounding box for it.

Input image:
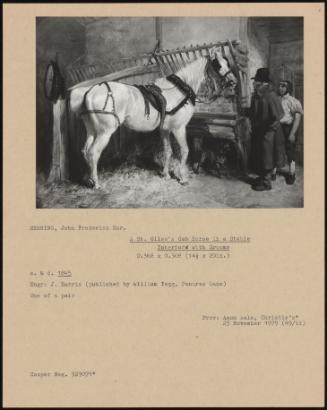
[209,46,219,60]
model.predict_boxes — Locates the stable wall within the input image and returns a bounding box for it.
[161,17,245,49]
[85,17,157,64]
[246,19,270,96]
[270,40,303,75]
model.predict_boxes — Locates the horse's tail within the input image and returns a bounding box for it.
[68,89,79,116]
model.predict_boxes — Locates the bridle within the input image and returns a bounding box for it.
[208,55,236,87]
[220,68,235,81]
[196,56,235,104]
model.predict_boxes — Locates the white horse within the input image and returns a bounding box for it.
[69,48,236,188]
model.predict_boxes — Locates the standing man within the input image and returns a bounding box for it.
[277,80,303,185]
[249,68,285,191]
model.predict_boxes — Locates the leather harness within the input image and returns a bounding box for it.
[79,72,207,130]
[134,74,197,130]
[80,82,121,127]
[165,74,197,112]
[134,83,167,130]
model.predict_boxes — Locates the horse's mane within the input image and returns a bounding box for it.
[175,57,208,91]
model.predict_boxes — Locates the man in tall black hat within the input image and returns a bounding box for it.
[248,68,285,191]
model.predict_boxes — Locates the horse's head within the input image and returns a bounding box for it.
[204,47,237,98]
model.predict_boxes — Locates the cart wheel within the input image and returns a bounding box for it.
[44,61,65,102]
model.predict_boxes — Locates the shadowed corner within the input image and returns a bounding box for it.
[36,196,43,209]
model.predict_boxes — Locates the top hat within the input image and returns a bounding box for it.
[251,68,271,82]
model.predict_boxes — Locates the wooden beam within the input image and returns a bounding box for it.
[68,65,160,91]
[48,98,69,182]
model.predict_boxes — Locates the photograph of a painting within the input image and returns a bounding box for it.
[37,17,304,208]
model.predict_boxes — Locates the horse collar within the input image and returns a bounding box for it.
[166,74,196,105]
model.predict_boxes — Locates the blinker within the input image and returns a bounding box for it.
[211,58,221,73]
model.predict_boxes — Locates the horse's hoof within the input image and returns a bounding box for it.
[160,171,171,180]
[83,176,95,189]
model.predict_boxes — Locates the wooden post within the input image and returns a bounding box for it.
[155,17,162,48]
[48,98,69,182]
